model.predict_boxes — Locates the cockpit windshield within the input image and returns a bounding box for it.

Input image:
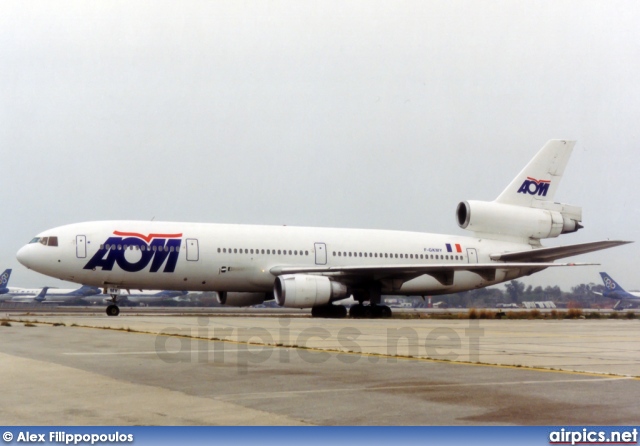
[29,236,58,247]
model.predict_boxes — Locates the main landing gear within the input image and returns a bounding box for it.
[311,304,348,318]
[309,303,393,318]
[348,304,392,319]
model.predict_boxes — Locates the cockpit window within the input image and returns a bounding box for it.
[30,236,59,247]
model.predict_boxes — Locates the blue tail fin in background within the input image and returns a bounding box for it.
[599,272,624,293]
[598,272,637,300]
[0,269,12,294]
[34,287,49,302]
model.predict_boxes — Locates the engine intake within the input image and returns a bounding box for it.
[274,274,348,308]
[456,200,582,240]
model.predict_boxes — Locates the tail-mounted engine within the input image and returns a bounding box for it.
[456,200,582,240]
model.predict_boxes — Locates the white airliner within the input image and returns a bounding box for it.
[16,140,630,317]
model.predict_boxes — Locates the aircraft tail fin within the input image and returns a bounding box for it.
[0,268,11,292]
[495,140,576,206]
[599,272,627,295]
[34,286,50,302]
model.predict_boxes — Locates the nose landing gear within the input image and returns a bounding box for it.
[105,286,122,317]
[106,304,120,316]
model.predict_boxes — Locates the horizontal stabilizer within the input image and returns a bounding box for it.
[490,240,632,263]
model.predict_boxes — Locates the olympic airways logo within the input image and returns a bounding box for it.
[83,231,183,273]
[0,271,8,286]
[603,277,617,290]
[517,177,551,196]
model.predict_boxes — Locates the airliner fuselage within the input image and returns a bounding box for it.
[17,221,534,296]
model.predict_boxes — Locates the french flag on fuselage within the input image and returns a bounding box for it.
[446,243,462,253]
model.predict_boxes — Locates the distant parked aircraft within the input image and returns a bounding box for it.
[595,272,640,310]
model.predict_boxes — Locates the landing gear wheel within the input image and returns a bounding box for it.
[376,305,393,318]
[349,304,393,319]
[349,304,366,319]
[311,304,348,318]
[106,304,120,317]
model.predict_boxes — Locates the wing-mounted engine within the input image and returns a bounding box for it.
[457,200,582,241]
[274,274,348,308]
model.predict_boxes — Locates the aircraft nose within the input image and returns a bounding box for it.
[16,244,33,268]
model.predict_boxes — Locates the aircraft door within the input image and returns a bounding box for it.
[314,243,327,265]
[186,239,199,261]
[76,235,86,258]
[467,248,478,263]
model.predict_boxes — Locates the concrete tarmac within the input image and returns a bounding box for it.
[1,311,638,425]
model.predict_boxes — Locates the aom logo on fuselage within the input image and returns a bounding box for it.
[517,177,551,196]
[84,231,183,273]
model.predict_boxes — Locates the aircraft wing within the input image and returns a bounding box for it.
[270,261,595,286]
[489,240,632,262]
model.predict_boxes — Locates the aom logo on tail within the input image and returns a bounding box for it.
[84,231,183,273]
[517,177,551,196]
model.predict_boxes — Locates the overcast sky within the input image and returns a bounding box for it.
[1,1,639,291]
